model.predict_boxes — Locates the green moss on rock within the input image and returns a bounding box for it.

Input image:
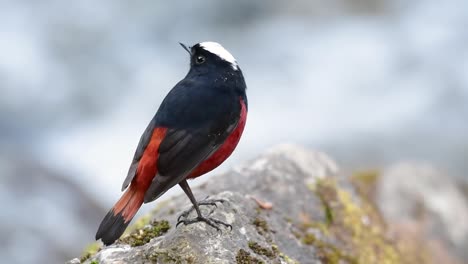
[246,240,298,264]
[120,220,170,247]
[248,241,277,259]
[236,249,264,264]
[299,177,432,264]
[79,241,101,263]
[124,200,173,235]
[350,170,380,202]
[146,251,183,263]
[252,217,269,236]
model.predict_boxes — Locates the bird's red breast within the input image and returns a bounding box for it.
[188,97,247,178]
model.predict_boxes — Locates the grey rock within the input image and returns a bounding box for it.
[377,162,468,261]
[71,145,463,264]
[76,144,338,264]
[91,192,306,264]
[66,258,80,264]
[197,144,339,221]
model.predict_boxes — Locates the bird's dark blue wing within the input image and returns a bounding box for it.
[143,123,238,203]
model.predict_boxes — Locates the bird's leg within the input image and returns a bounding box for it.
[176,196,227,222]
[176,180,232,230]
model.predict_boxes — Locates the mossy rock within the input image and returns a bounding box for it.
[236,249,264,264]
[79,242,101,263]
[68,146,457,264]
[120,220,170,247]
[299,177,432,264]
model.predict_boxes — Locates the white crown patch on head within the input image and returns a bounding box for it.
[199,42,238,70]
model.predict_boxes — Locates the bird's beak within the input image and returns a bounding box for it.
[179,42,191,55]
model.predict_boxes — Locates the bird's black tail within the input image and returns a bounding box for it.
[95,185,144,245]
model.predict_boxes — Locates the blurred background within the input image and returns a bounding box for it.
[1,0,467,263]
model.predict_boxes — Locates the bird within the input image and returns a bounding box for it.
[95,41,248,246]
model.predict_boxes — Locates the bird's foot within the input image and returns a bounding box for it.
[176,198,231,230]
[176,215,232,231]
[176,198,227,222]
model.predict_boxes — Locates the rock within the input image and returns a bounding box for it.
[377,162,468,261]
[71,145,461,264]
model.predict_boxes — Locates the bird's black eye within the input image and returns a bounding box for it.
[195,55,206,64]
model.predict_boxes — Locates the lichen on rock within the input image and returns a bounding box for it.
[236,249,264,264]
[119,219,170,247]
[296,176,436,264]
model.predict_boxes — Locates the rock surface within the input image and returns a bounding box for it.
[377,163,468,262]
[68,145,464,264]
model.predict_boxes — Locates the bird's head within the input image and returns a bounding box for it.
[179,41,240,74]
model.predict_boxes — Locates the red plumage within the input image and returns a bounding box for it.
[95,128,167,245]
[113,127,167,221]
[188,98,247,178]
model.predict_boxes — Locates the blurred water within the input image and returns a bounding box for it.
[1,0,467,263]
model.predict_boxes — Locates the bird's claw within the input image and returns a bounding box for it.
[176,198,231,230]
[176,216,232,231]
[177,209,193,222]
[176,199,227,222]
[199,198,227,207]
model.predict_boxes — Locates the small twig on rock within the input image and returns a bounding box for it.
[248,195,273,210]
